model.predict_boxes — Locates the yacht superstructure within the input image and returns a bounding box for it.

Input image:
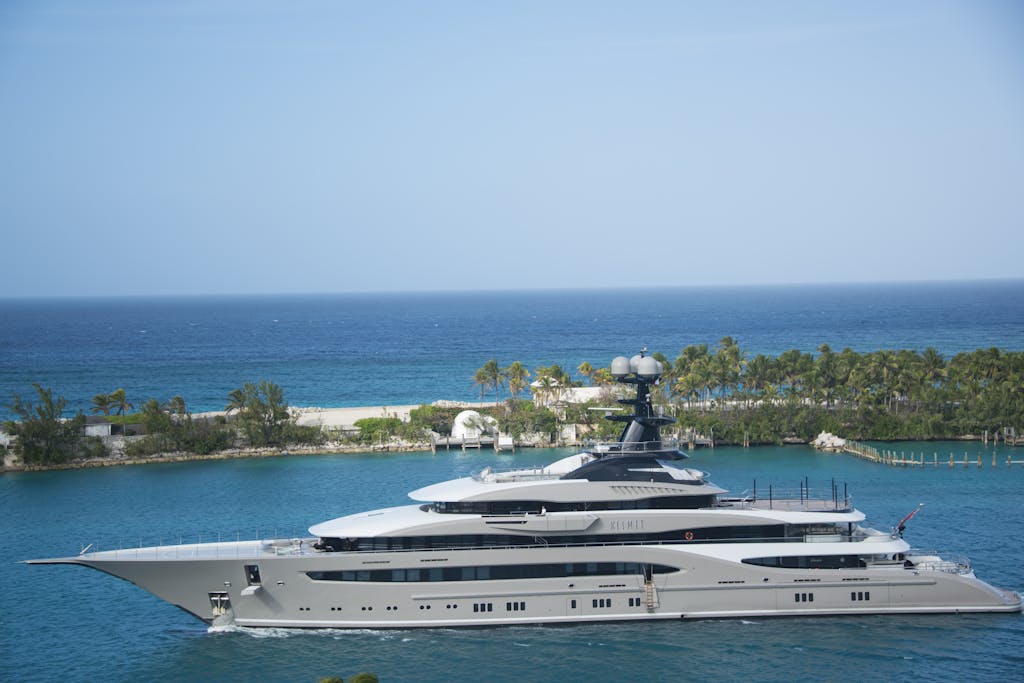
[29,352,1022,627]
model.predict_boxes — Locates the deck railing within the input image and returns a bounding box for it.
[588,438,681,454]
[79,527,903,561]
[720,490,853,513]
[907,550,972,575]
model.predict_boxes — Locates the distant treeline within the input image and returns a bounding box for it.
[656,340,1023,442]
[471,340,1024,444]
[2,380,323,465]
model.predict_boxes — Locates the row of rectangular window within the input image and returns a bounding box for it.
[569,598,640,609]
[432,495,716,514]
[748,555,865,569]
[795,592,814,603]
[320,524,790,551]
[307,561,674,583]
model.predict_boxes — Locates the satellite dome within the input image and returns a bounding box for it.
[629,355,642,373]
[637,356,662,378]
[610,356,631,378]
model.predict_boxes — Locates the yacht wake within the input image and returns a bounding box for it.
[206,624,409,641]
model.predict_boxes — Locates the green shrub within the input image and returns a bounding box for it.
[354,417,403,443]
[348,674,379,683]
[408,404,460,434]
[4,384,105,464]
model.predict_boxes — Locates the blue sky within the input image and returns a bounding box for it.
[1,1,1022,297]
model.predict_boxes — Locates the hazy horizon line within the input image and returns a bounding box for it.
[1,276,1021,303]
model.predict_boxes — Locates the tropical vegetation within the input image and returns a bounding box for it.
[3,384,106,464]
[653,339,1023,443]
[318,674,378,683]
[3,343,1020,467]
[470,342,1023,444]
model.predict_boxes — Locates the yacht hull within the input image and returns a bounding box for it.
[31,541,1022,628]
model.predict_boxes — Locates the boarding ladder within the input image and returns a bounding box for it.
[644,579,659,610]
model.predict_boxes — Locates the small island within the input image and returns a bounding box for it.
[3,340,1022,472]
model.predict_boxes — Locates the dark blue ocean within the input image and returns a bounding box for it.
[1,280,1022,420]
[2,281,1024,682]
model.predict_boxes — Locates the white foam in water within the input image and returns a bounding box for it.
[207,624,294,639]
[207,624,401,640]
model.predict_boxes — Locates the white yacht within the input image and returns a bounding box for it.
[30,353,1022,627]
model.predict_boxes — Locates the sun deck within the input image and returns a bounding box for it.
[720,497,856,511]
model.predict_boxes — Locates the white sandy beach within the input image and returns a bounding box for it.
[292,402,503,429]
[292,405,420,429]
[194,402,501,430]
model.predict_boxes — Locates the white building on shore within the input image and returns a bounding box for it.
[530,382,609,408]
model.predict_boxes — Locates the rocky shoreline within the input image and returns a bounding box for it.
[1,439,462,473]
[3,432,999,474]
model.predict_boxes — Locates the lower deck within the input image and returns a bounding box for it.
[42,541,1022,628]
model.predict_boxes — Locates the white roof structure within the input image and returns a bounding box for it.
[451,410,497,438]
[530,383,607,407]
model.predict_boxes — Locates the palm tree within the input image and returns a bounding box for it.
[592,367,614,387]
[671,372,700,409]
[553,364,574,388]
[532,365,566,407]
[672,344,712,406]
[673,344,709,380]
[835,348,860,405]
[814,344,837,407]
[504,361,530,400]
[225,380,290,446]
[744,354,774,404]
[473,359,505,403]
[777,349,807,396]
[140,398,165,428]
[225,387,247,415]
[866,350,898,409]
[90,392,114,416]
[533,374,559,407]
[166,395,187,416]
[892,349,923,412]
[713,338,744,406]
[920,347,946,384]
[576,361,594,386]
[692,357,715,406]
[108,388,134,417]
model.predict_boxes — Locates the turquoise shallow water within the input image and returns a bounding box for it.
[3,444,1023,682]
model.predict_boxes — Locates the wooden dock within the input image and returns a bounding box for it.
[842,440,1024,468]
[430,434,516,453]
[677,427,714,450]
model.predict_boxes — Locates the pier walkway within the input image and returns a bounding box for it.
[842,440,1024,468]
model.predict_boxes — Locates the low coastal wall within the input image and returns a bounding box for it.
[3,404,1009,474]
[3,444,423,472]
